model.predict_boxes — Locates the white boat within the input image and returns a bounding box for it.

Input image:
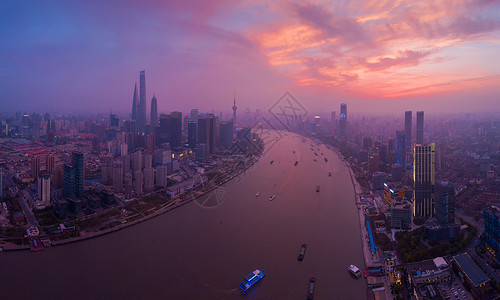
[269,194,276,201]
[256,192,259,197]
[348,264,361,278]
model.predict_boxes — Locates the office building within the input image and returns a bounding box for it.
[0,171,4,199]
[72,151,84,199]
[405,111,412,146]
[150,94,158,127]
[390,201,412,229]
[198,116,216,154]
[391,163,403,182]
[338,103,347,139]
[396,131,407,170]
[158,112,182,148]
[219,121,234,149]
[416,111,424,145]
[137,70,147,132]
[188,121,197,149]
[413,143,435,218]
[63,163,75,198]
[483,206,500,263]
[426,181,460,241]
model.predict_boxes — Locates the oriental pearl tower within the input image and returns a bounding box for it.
[232,90,237,137]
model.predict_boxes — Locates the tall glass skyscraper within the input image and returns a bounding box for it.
[137,70,147,132]
[416,111,424,145]
[63,163,75,199]
[413,143,435,218]
[150,94,158,127]
[405,111,412,147]
[72,151,84,199]
[396,131,407,170]
[339,103,347,140]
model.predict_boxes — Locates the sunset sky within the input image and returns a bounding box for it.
[1,0,500,115]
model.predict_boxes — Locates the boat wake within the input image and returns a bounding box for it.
[203,283,241,294]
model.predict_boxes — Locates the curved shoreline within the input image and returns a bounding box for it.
[2,154,261,251]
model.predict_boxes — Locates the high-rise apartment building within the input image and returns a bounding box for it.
[413,143,435,218]
[38,171,51,208]
[31,156,40,180]
[135,170,143,196]
[113,160,123,193]
[46,154,55,175]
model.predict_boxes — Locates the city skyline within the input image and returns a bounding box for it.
[2,1,500,114]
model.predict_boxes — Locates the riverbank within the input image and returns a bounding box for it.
[1,154,261,252]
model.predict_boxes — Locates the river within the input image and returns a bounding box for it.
[0,132,366,299]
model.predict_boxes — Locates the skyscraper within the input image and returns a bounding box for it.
[144,167,154,193]
[188,121,197,149]
[72,151,84,199]
[158,112,182,148]
[0,171,4,199]
[414,143,435,218]
[31,156,40,180]
[135,170,143,196]
[63,163,75,199]
[396,131,407,170]
[137,70,147,132]
[416,111,424,145]
[232,91,237,136]
[38,171,51,208]
[131,83,139,122]
[150,94,158,127]
[405,110,412,148]
[339,103,347,140]
[46,154,55,175]
[102,155,113,185]
[219,121,234,149]
[435,181,455,225]
[113,160,123,193]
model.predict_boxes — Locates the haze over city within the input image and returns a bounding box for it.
[2,1,500,300]
[2,0,500,114]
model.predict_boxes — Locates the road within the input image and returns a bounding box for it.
[19,190,38,227]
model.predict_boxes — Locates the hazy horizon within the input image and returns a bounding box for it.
[2,1,500,115]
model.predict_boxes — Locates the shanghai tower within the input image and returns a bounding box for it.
[138,70,147,132]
